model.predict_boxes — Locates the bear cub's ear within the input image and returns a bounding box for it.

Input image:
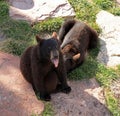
[36,35,43,43]
[52,32,58,39]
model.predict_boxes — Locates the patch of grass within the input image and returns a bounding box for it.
[41,102,54,116]
[68,46,100,80]
[1,20,32,40]
[96,64,118,87]
[93,0,113,10]
[33,18,63,33]
[68,56,98,80]
[110,7,120,16]
[88,22,102,34]
[0,19,35,55]
[0,1,36,56]
[93,0,120,16]
[68,0,101,33]
[0,1,9,18]
[117,65,120,72]
[69,56,118,86]
[31,102,54,116]
[105,88,120,115]
[0,38,34,56]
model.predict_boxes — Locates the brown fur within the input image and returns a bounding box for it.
[20,33,71,101]
[59,19,98,73]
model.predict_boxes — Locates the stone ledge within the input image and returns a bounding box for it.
[8,0,75,23]
[96,10,120,67]
[51,79,111,116]
[0,52,44,116]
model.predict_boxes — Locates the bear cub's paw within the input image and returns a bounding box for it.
[62,86,71,94]
[56,84,71,94]
[39,93,51,101]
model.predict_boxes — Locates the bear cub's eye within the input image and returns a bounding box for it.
[47,47,52,54]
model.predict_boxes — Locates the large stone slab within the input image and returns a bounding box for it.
[116,0,120,5]
[51,78,111,116]
[0,52,44,116]
[96,10,120,67]
[9,0,75,23]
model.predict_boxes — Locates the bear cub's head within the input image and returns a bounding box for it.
[36,32,59,68]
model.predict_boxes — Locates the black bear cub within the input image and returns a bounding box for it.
[20,32,71,101]
[59,19,98,73]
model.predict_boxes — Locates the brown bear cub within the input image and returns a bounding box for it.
[59,19,98,73]
[20,32,71,101]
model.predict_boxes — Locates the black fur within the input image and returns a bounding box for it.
[59,19,98,73]
[20,33,71,101]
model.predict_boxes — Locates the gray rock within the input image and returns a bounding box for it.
[0,52,44,116]
[51,79,111,116]
[116,0,120,5]
[96,10,120,67]
[8,0,75,23]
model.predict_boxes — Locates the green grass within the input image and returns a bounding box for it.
[41,102,54,116]
[93,0,113,10]
[0,1,35,56]
[0,1,9,18]
[31,102,54,116]
[93,0,120,16]
[0,0,120,115]
[105,89,120,115]
[68,0,101,33]
[33,18,63,33]
[0,18,35,55]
